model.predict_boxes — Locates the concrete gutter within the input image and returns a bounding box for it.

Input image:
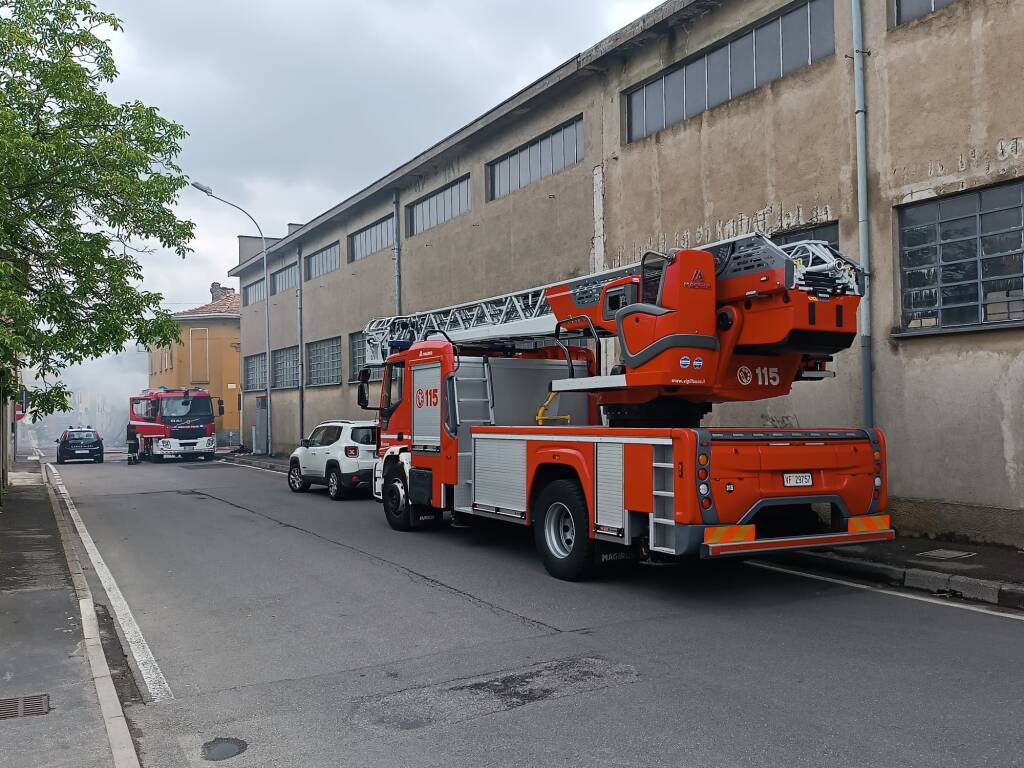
[779,549,1024,610]
[220,455,289,473]
[44,465,142,768]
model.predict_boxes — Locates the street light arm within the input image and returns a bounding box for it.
[206,193,266,243]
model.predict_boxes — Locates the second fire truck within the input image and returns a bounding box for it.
[358,234,893,580]
[127,386,223,462]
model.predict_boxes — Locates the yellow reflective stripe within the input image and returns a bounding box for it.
[703,525,756,543]
[847,514,890,532]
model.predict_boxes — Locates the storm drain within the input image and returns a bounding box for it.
[917,548,976,560]
[0,694,50,719]
[201,738,248,762]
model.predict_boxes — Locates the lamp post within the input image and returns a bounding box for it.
[191,181,273,456]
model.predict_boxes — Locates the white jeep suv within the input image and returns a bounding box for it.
[287,420,378,500]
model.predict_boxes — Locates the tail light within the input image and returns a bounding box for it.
[345,446,358,458]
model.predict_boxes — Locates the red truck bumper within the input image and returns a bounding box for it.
[700,514,894,558]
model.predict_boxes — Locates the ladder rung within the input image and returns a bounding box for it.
[460,398,491,402]
[653,462,673,469]
[651,517,676,526]
[458,377,488,382]
[653,490,674,497]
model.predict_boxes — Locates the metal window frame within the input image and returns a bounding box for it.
[306,336,342,386]
[407,175,471,237]
[242,278,266,306]
[895,0,956,26]
[270,345,300,389]
[304,242,341,280]
[897,181,1024,335]
[624,0,830,143]
[348,215,395,263]
[487,116,583,201]
[270,262,299,295]
[244,353,267,391]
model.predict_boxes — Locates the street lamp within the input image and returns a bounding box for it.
[191,181,274,456]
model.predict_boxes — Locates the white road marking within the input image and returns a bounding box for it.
[47,463,174,702]
[221,460,286,475]
[747,560,1024,623]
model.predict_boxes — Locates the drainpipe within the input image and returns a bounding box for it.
[852,0,874,428]
[392,189,402,315]
[296,243,305,441]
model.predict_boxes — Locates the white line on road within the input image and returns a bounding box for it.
[47,463,174,702]
[747,560,1024,623]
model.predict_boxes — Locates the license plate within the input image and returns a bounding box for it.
[75,450,89,454]
[783,472,813,487]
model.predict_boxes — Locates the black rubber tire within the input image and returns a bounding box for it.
[56,455,64,465]
[203,452,216,462]
[152,454,164,463]
[326,467,346,501]
[382,465,413,531]
[94,455,103,463]
[532,478,596,581]
[287,463,310,493]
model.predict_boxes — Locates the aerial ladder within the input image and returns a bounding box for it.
[358,234,892,580]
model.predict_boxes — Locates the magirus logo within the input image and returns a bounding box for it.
[683,268,710,290]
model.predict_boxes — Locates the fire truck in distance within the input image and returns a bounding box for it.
[128,386,223,462]
[358,234,893,580]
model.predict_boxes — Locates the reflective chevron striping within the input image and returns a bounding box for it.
[847,514,890,533]
[703,524,756,544]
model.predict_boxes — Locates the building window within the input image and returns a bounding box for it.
[305,242,340,280]
[896,0,957,25]
[271,263,299,295]
[408,176,471,236]
[348,216,394,263]
[242,279,266,306]
[488,117,583,201]
[626,0,834,142]
[775,222,840,251]
[271,346,300,389]
[306,337,341,386]
[349,331,383,382]
[899,181,1024,332]
[243,353,266,391]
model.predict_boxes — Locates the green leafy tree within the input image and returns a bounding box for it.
[0,0,193,418]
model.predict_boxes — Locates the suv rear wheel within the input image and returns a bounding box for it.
[287,463,310,493]
[327,467,346,501]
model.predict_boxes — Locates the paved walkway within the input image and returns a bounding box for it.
[0,460,111,768]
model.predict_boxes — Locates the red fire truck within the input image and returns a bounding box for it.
[358,234,892,580]
[127,386,223,462]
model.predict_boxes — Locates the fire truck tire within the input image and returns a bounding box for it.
[287,462,310,493]
[152,454,164,463]
[327,467,346,501]
[382,465,413,531]
[533,479,595,581]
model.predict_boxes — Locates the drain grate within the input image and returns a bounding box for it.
[0,694,50,719]
[916,548,976,560]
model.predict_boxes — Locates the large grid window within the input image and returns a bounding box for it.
[242,279,266,306]
[627,0,834,142]
[348,216,394,263]
[305,242,340,280]
[775,222,839,251]
[243,353,266,391]
[488,117,583,201]
[409,177,471,236]
[271,346,300,388]
[896,0,956,25]
[306,337,341,386]
[271,263,299,295]
[349,331,383,382]
[899,181,1024,332]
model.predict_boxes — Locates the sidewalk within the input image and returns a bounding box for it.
[0,459,111,768]
[220,453,290,472]
[775,535,1024,609]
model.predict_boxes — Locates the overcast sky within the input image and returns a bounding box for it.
[102,0,662,310]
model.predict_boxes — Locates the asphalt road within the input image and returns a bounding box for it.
[51,455,1023,768]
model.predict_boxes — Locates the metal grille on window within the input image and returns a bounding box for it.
[488,117,583,200]
[896,0,956,26]
[244,353,266,391]
[899,181,1023,331]
[348,217,394,263]
[349,331,383,382]
[626,0,834,142]
[242,279,265,306]
[305,243,340,279]
[271,346,300,388]
[306,337,341,385]
[775,222,840,251]
[271,263,298,295]
[409,177,471,236]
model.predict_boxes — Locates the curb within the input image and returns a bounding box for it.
[780,549,1024,610]
[220,455,288,473]
[44,465,142,768]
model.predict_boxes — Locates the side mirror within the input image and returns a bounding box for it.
[357,367,377,411]
[300,439,310,448]
[217,398,225,416]
[54,438,59,443]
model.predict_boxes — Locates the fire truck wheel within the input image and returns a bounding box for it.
[287,463,310,493]
[382,465,413,531]
[152,454,164,463]
[327,467,346,501]
[533,479,595,581]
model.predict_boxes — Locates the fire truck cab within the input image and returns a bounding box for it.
[128,386,223,462]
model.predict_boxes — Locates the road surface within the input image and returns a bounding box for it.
[49,454,1023,768]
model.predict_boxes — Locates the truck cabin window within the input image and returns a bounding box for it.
[160,396,213,417]
[381,363,404,419]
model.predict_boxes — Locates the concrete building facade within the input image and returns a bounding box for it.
[149,283,242,443]
[231,0,1024,546]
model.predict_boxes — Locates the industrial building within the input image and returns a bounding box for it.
[230,0,1024,546]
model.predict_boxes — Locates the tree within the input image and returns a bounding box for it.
[0,0,193,418]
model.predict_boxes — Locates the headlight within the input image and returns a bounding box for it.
[207,437,217,447]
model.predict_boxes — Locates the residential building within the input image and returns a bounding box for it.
[230,0,1024,546]
[149,283,242,444]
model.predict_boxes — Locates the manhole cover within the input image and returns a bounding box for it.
[916,548,976,560]
[0,694,50,719]
[201,737,248,762]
